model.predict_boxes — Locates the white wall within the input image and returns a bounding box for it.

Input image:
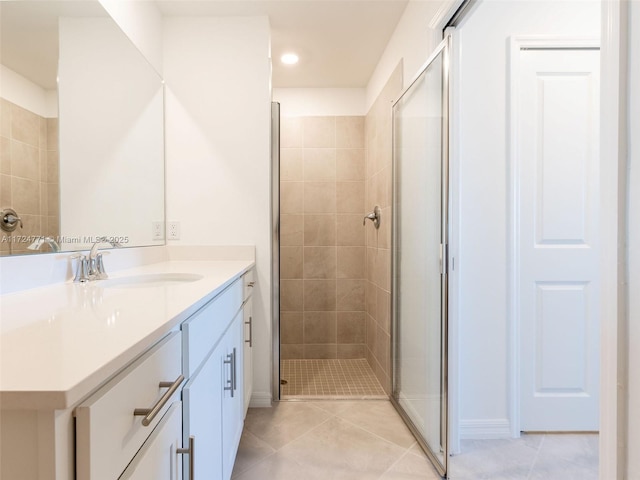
[365,0,447,111]
[58,17,164,250]
[163,16,273,405]
[98,0,163,75]
[626,1,639,477]
[273,88,365,116]
[456,0,600,435]
[0,64,57,118]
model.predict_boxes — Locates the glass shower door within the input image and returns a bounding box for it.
[392,37,449,477]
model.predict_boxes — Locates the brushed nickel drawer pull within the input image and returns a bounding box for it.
[133,374,184,426]
[177,435,195,480]
[224,354,234,396]
[245,316,253,347]
[232,348,237,392]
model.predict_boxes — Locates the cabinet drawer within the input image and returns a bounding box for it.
[76,332,182,480]
[243,269,255,300]
[182,279,243,376]
[119,401,183,480]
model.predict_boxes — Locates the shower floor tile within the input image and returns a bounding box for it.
[280,358,387,399]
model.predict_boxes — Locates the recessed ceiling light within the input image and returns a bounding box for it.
[281,53,299,65]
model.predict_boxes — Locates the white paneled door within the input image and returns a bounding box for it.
[517,46,600,431]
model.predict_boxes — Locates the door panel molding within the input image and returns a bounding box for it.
[507,35,600,437]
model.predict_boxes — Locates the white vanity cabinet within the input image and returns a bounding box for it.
[181,278,247,480]
[242,270,255,415]
[0,261,255,480]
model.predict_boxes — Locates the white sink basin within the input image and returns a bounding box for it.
[100,273,204,289]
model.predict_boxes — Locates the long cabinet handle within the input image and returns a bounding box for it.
[245,316,253,347]
[224,353,234,397]
[232,347,237,393]
[177,435,195,480]
[133,374,184,427]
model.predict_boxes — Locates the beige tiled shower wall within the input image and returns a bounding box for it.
[280,115,367,360]
[0,98,59,255]
[364,63,403,394]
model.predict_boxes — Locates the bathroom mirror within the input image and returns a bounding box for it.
[0,1,165,256]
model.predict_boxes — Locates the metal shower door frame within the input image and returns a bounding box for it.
[271,101,281,403]
[390,34,451,478]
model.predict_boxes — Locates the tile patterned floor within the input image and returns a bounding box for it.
[449,433,599,480]
[232,400,441,480]
[280,359,387,399]
[233,399,599,480]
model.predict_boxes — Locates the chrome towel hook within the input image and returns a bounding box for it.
[363,206,381,229]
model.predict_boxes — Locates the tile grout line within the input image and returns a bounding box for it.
[526,434,545,480]
[375,444,419,480]
[270,414,336,453]
[230,431,277,479]
[332,407,418,453]
[242,402,336,454]
[231,450,277,479]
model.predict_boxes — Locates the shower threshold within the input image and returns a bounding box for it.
[280,359,387,399]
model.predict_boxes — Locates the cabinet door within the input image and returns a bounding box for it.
[243,296,253,416]
[182,281,243,377]
[119,402,183,480]
[222,312,244,480]
[182,342,225,480]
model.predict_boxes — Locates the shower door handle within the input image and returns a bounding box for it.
[439,243,448,275]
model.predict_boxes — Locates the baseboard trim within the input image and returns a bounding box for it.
[459,419,512,439]
[249,392,272,408]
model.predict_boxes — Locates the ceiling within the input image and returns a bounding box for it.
[1,0,409,90]
[155,0,410,88]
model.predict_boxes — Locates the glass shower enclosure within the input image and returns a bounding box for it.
[391,36,450,477]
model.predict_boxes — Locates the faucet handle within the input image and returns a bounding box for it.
[71,254,90,283]
[1,208,23,232]
[363,206,381,229]
[95,252,110,280]
[363,212,376,225]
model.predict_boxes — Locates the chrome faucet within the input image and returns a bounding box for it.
[72,237,122,282]
[72,254,91,283]
[88,237,122,280]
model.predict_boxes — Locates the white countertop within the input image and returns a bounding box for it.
[0,259,254,410]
